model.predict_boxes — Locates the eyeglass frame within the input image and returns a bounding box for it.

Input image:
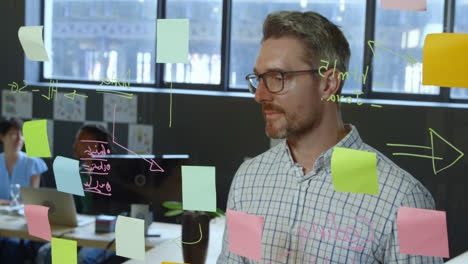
[245,69,320,94]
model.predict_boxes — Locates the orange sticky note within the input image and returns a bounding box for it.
[423,33,468,88]
[397,207,449,258]
[24,204,51,241]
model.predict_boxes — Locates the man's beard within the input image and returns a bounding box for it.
[263,104,318,140]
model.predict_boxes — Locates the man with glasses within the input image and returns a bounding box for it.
[217,11,442,264]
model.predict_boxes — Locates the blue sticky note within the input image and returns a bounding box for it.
[157,19,189,63]
[53,156,84,196]
[182,166,216,212]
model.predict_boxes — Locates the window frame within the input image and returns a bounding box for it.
[35,0,468,104]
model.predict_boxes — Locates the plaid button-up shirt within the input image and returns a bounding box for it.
[217,124,443,264]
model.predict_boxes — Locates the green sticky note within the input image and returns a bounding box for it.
[52,238,77,264]
[157,19,189,63]
[116,215,145,260]
[182,165,216,212]
[23,119,51,157]
[331,147,379,195]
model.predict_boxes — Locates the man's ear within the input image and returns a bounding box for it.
[320,68,342,99]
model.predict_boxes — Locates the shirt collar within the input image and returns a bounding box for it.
[281,124,364,176]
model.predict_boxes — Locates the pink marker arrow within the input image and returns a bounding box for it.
[112,104,164,173]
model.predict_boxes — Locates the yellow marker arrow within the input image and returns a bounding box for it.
[387,128,464,175]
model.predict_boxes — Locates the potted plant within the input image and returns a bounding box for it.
[162,201,225,264]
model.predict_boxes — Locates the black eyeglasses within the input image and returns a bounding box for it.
[245,69,319,94]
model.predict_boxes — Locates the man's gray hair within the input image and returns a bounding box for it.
[262,11,351,95]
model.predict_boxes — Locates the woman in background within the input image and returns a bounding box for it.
[36,124,115,264]
[0,117,48,262]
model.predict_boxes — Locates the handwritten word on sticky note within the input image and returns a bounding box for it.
[157,19,189,64]
[397,207,449,258]
[331,147,379,195]
[18,26,49,61]
[23,119,51,157]
[116,215,145,260]
[53,156,84,196]
[52,238,77,264]
[423,33,468,89]
[227,209,264,261]
[24,204,51,241]
[381,0,426,11]
[182,165,216,212]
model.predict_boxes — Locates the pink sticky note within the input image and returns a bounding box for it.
[24,204,51,241]
[397,207,449,258]
[381,0,427,11]
[227,209,264,261]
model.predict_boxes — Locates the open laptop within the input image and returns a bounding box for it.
[20,187,94,227]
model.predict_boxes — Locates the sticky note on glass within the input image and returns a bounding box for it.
[18,26,49,61]
[227,209,264,261]
[162,263,189,264]
[397,207,449,258]
[331,147,379,195]
[23,119,51,157]
[53,156,84,196]
[423,33,468,89]
[116,215,145,260]
[157,19,189,63]
[182,165,216,212]
[24,204,51,241]
[381,0,426,11]
[52,238,77,264]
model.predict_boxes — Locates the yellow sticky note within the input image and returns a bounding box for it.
[116,215,145,260]
[23,119,51,157]
[162,263,190,264]
[331,147,379,195]
[423,33,468,88]
[52,238,77,264]
[18,26,50,61]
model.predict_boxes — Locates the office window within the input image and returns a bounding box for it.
[43,0,157,83]
[229,0,366,95]
[372,0,444,94]
[450,0,468,99]
[164,0,223,85]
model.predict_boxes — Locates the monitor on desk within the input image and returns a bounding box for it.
[90,154,189,223]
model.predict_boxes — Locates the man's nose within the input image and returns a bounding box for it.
[254,78,273,103]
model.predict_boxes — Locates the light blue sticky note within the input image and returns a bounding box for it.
[182,165,216,212]
[157,19,189,63]
[116,215,145,260]
[53,156,84,196]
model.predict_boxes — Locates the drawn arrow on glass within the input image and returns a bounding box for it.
[112,104,164,172]
[368,40,418,65]
[386,128,464,175]
[170,223,202,249]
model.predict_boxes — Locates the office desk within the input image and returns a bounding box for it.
[124,217,225,264]
[0,214,181,251]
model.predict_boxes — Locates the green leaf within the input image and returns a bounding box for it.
[206,212,220,218]
[216,208,225,216]
[162,201,183,210]
[164,209,184,217]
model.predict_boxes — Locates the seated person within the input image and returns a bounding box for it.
[36,124,115,264]
[0,117,48,263]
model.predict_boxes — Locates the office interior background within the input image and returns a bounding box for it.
[1,0,468,261]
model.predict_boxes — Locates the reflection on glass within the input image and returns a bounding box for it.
[229,0,366,94]
[10,184,21,206]
[43,0,157,83]
[373,0,444,94]
[450,0,468,99]
[164,0,222,85]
